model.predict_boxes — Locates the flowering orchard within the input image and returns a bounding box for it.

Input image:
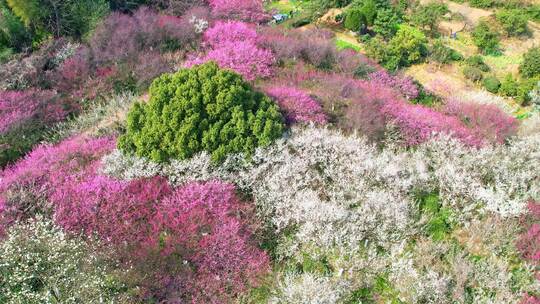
[1,0,539,303]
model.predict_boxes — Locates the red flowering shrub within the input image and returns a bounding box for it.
[209,0,269,23]
[444,99,518,144]
[368,70,419,100]
[517,201,540,265]
[203,20,257,48]
[266,86,327,125]
[522,295,540,304]
[0,136,114,233]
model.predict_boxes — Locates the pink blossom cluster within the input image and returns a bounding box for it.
[265,86,327,125]
[186,21,275,81]
[368,70,419,100]
[54,175,269,302]
[0,90,66,134]
[209,0,269,23]
[203,20,257,48]
[382,100,483,147]
[0,135,269,302]
[444,99,518,144]
[517,201,540,264]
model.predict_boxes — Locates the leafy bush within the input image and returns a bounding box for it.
[430,40,463,64]
[463,66,484,82]
[496,9,529,37]
[499,74,518,97]
[265,86,327,125]
[520,47,540,78]
[482,75,501,93]
[466,55,490,72]
[366,25,428,70]
[372,8,401,39]
[469,0,496,8]
[472,20,500,54]
[0,217,126,303]
[344,8,366,32]
[119,62,284,163]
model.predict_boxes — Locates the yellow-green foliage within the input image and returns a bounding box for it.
[118,62,285,163]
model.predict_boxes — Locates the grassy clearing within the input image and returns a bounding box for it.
[335,38,361,51]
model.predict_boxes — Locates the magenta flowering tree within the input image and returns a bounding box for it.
[185,41,275,81]
[266,86,327,125]
[0,90,65,134]
[186,20,275,81]
[444,99,518,145]
[382,100,483,147]
[203,20,258,48]
[209,0,269,23]
[0,136,115,231]
[368,70,419,100]
[517,201,540,265]
[53,176,269,302]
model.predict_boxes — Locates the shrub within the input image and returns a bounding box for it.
[466,55,490,72]
[119,62,284,163]
[469,0,496,8]
[482,76,501,93]
[265,86,328,125]
[499,74,518,97]
[208,0,269,23]
[463,66,484,82]
[344,8,367,32]
[372,8,401,39]
[520,47,540,78]
[472,20,500,54]
[0,217,126,303]
[496,9,529,37]
[430,40,463,64]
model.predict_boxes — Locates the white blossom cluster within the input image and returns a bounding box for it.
[0,217,125,303]
[189,15,208,34]
[270,273,348,304]
[50,41,79,68]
